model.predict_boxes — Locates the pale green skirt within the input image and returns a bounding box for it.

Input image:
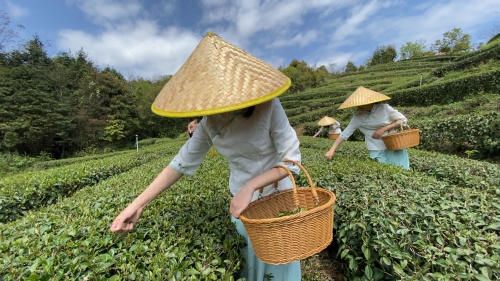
[231,216,301,281]
[370,148,410,170]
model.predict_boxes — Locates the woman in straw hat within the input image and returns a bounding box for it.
[110,32,302,280]
[313,116,342,138]
[325,86,410,169]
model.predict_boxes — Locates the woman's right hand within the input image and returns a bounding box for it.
[325,149,335,160]
[110,205,144,235]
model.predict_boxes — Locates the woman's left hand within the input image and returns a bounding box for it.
[372,128,386,139]
[230,185,255,218]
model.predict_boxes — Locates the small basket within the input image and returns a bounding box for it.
[239,160,336,265]
[328,133,340,140]
[381,123,420,151]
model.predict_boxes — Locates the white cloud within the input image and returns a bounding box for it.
[314,50,370,70]
[200,0,352,40]
[314,0,500,68]
[66,0,142,24]
[58,21,201,78]
[362,0,500,49]
[56,0,500,79]
[267,31,318,48]
[4,0,29,18]
[331,0,383,43]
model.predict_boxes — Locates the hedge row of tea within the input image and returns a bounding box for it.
[0,143,246,280]
[389,69,500,107]
[297,138,500,280]
[31,150,133,170]
[1,138,498,280]
[0,141,184,223]
[298,138,500,190]
[412,112,499,157]
[431,42,500,77]
[299,110,500,158]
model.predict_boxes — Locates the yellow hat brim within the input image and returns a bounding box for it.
[338,86,390,110]
[151,32,291,118]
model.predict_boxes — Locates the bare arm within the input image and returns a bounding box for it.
[111,166,183,233]
[372,120,404,138]
[130,165,183,209]
[325,136,345,160]
[313,127,324,138]
[245,166,289,192]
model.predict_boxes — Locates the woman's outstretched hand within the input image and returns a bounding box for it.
[110,205,144,235]
[325,149,335,160]
[230,185,254,218]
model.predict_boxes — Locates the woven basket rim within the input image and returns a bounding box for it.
[381,128,420,139]
[239,187,336,224]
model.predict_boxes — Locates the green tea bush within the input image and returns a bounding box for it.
[280,89,349,102]
[295,142,500,280]
[0,151,52,176]
[406,55,458,62]
[0,144,181,223]
[390,70,500,106]
[298,137,500,190]
[432,42,500,77]
[0,152,245,280]
[288,107,338,126]
[412,112,500,158]
[32,150,132,170]
[138,138,158,146]
[399,94,500,120]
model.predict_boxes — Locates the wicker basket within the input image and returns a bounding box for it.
[381,123,420,151]
[239,160,336,265]
[328,133,340,140]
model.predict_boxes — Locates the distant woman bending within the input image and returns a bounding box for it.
[313,116,342,138]
[325,86,410,170]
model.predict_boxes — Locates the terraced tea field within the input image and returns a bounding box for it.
[1,35,499,281]
[282,40,500,160]
[0,136,499,280]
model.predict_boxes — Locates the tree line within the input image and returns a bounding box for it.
[0,10,495,159]
[0,34,190,158]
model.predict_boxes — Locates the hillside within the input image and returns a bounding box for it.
[282,40,500,160]
[1,137,499,280]
[1,23,499,280]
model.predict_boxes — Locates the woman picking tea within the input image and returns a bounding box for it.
[313,116,342,138]
[325,86,410,169]
[110,32,302,281]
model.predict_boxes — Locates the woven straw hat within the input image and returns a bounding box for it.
[338,86,390,110]
[317,116,336,126]
[152,32,291,117]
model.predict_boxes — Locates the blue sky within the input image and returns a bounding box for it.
[2,0,500,79]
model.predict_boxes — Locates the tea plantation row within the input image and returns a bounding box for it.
[0,140,186,223]
[1,138,498,280]
[0,144,245,280]
[297,138,499,280]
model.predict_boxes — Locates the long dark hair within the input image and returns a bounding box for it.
[240,106,255,118]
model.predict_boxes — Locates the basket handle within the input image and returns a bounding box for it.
[258,160,319,206]
[393,120,411,131]
[282,160,318,199]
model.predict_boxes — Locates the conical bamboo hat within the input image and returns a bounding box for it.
[317,116,336,126]
[152,32,291,117]
[338,86,390,110]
